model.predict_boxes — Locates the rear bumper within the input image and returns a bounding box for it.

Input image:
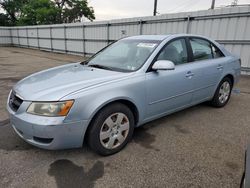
[7,102,89,150]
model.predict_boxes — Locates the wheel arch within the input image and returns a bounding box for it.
[213,73,235,95]
[223,74,234,86]
[83,98,140,143]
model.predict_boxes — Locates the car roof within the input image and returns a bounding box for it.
[122,34,230,57]
[123,34,212,41]
[123,35,171,41]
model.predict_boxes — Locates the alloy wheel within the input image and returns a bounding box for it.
[99,113,130,149]
[219,81,231,104]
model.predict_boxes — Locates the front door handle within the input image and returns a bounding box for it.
[186,71,194,78]
[217,64,223,70]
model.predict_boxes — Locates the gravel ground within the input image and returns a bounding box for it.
[0,47,250,188]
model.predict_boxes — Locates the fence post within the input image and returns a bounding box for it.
[82,24,85,56]
[9,28,13,46]
[37,27,40,50]
[50,27,53,51]
[107,22,110,45]
[26,27,29,48]
[17,28,20,47]
[186,15,191,34]
[139,20,143,35]
[64,26,67,53]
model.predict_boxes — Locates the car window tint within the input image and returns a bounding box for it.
[212,44,224,58]
[190,38,213,61]
[157,39,188,65]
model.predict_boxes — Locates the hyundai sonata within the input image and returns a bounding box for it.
[7,34,241,155]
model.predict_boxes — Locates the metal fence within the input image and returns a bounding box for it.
[0,6,250,73]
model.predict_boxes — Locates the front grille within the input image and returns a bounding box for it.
[9,91,23,112]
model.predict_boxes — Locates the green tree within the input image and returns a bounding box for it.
[18,0,60,25]
[0,0,27,25]
[0,0,95,26]
[0,13,12,26]
[55,0,95,23]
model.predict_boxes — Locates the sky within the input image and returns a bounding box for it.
[88,0,250,21]
[0,0,249,21]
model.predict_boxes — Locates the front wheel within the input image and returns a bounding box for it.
[210,77,233,107]
[87,103,134,156]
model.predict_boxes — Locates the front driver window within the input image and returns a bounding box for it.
[157,38,188,65]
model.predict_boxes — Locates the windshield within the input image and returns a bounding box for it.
[87,39,160,72]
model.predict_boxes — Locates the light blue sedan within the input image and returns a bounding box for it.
[7,34,241,155]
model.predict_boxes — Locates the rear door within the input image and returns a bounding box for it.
[187,37,225,104]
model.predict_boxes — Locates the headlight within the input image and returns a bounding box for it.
[27,100,74,117]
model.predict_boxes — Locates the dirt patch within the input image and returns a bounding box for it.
[241,91,250,95]
[0,77,22,82]
[10,51,21,54]
[0,125,34,151]
[0,64,17,67]
[225,161,240,171]
[133,126,159,151]
[0,119,10,127]
[172,124,191,134]
[48,159,104,188]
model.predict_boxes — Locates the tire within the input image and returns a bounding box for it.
[87,103,135,156]
[210,77,233,107]
[241,172,245,188]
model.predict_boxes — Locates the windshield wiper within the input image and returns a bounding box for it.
[80,60,89,65]
[88,64,114,71]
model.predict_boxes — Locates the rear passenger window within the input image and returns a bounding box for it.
[190,38,224,61]
[212,44,224,58]
[190,38,213,61]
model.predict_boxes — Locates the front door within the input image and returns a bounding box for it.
[145,38,194,119]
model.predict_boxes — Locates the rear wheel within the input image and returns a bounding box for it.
[87,103,134,156]
[210,77,233,107]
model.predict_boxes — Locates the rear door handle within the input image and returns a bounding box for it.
[186,71,194,78]
[217,64,223,70]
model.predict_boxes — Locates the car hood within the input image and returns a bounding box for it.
[13,63,132,101]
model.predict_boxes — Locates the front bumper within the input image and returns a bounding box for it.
[7,100,89,150]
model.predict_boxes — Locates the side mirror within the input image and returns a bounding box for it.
[152,60,175,71]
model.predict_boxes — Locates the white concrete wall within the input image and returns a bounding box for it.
[0,6,250,72]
